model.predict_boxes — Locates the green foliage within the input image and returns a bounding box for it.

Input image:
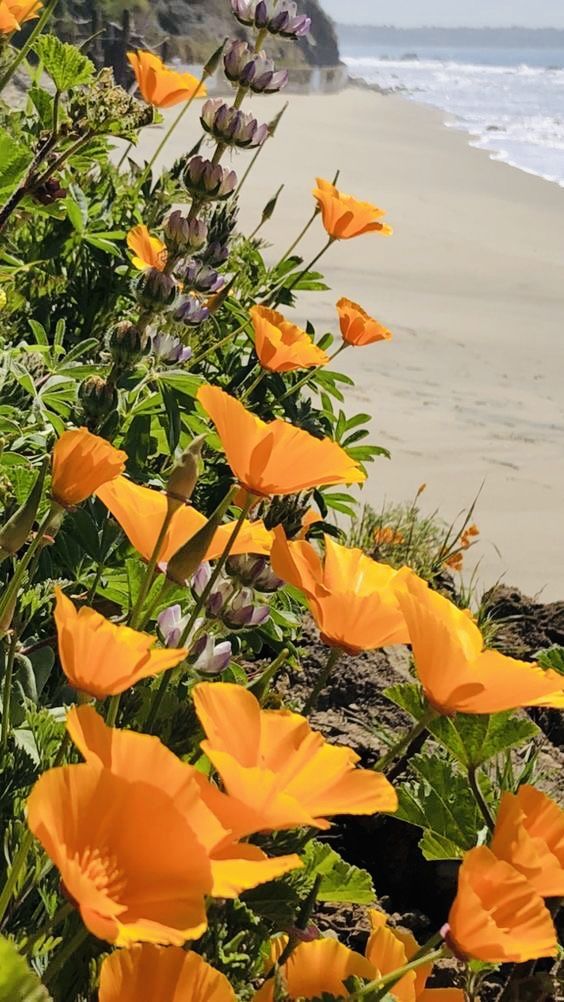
[301,841,375,904]
[34,35,94,92]
[0,936,52,1001]
[0,129,32,200]
[537,645,564,675]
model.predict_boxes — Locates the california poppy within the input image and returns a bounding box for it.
[491,785,564,897]
[447,846,557,963]
[54,588,187,698]
[197,384,365,497]
[127,50,207,108]
[270,527,409,654]
[0,0,41,32]
[66,705,301,898]
[254,937,375,1002]
[126,224,168,272]
[313,178,392,240]
[99,945,236,1002]
[51,428,126,508]
[397,574,564,714]
[365,911,464,1001]
[193,681,397,832]
[95,476,273,564]
[336,298,393,348]
[250,305,329,373]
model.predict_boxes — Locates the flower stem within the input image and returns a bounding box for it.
[43,924,89,987]
[0,0,61,95]
[374,707,436,775]
[0,829,34,926]
[265,874,323,978]
[267,237,334,309]
[189,318,248,369]
[137,75,206,191]
[249,647,289,703]
[279,207,320,264]
[352,945,448,1000]
[240,367,266,403]
[278,346,345,406]
[0,504,60,636]
[0,629,19,761]
[468,764,495,832]
[129,505,175,631]
[303,647,340,715]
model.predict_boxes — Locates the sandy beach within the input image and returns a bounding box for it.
[128,87,564,600]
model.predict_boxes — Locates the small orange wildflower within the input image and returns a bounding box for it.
[95,475,272,564]
[336,298,393,347]
[54,588,187,698]
[373,525,405,547]
[250,305,329,373]
[51,428,126,508]
[447,846,557,963]
[490,785,564,898]
[365,911,465,1001]
[0,0,41,33]
[193,681,397,832]
[127,50,207,108]
[313,178,392,240]
[99,945,236,1002]
[197,384,365,497]
[397,573,564,714]
[254,937,375,1002]
[126,224,168,272]
[271,527,409,654]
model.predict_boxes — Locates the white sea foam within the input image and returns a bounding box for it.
[344,54,564,187]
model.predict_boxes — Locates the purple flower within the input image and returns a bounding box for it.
[178,259,225,294]
[223,40,288,94]
[201,98,269,149]
[191,563,236,617]
[230,0,310,38]
[173,295,210,327]
[183,155,237,201]
[190,634,232,675]
[223,587,270,629]
[164,211,208,254]
[226,554,283,593]
[134,267,178,308]
[151,331,193,364]
[157,604,190,648]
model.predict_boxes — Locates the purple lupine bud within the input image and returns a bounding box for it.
[173,295,210,327]
[223,588,270,629]
[226,554,283,593]
[157,604,190,648]
[224,39,254,83]
[251,63,289,94]
[164,210,208,255]
[178,260,225,295]
[230,0,310,38]
[151,331,193,364]
[134,267,178,308]
[192,561,212,596]
[183,155,237,201]
[207,577,237,618]
[190,634,232,675]
[201,242,229,267]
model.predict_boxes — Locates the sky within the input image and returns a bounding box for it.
[320,0,564,28]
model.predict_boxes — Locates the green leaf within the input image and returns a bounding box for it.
[301,841,375,904]
[0,935,52,1001]
[384,682,424,721]
[0,128,32,199]
[396,753,481,860]
[429,712,539,768]
[537,645,564,675]
[34,35,94,92]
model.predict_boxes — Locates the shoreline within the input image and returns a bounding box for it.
[128,87,564,600]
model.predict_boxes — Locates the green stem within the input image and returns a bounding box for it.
[249,647,289,703]
[240,367,266,403]
[43,925,89,987]
[278,207,320,264]
[189,319,249,369]
[277,345,345,406]
[303,648,340,715]
[32,130,95,189]
[129,505,175,630]
[23,901,73,956]
[137,74,206,191]
[265,874,322,978]
[0,829,34,926]
[375,707,436,775]
[267,237,334,309]
[116,140,133,170]
[0,504,60,633]
[0,629,19,760]
[0,0,61,95]
[353,945,448,1000]
[105,693,121,727]
[468,765,495,832]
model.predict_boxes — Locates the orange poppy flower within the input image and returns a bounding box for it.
[127,50,207,108]
[365,911,464,1002]
[270,527,409,654]
[397,574,564,714]
[0,0,41,32]
[313,178,392,240]
[250,305,329,373]
[126,224,168,272]
[254,937,376,1002]
[51,428,126,508]
[447,846,557,963]
[193,681,397,832]
[336,298,393,348]
[197,384,365,497]
[99,945,236,1002]
[95,476,272,564]
[490,785,564,898]
[66,705,301,897]
[54,588,187,698]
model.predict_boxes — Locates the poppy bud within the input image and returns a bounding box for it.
[0,458,48,561]
[166,509,225,587]
[260,184,284,225]
[203,39,227,78]
[108,320,146,366]
[166,434,205,510]
[78,376,117,421]
[134,267,178,308]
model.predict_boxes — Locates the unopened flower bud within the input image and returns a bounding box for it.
[34,176,67,205]
[173,295,210,327]
[164,211,208,255]
[190,634,232,675]
[178,260,225,295]
[78,376,117,420]
[201,241,229,268]
[157,604,191,648]
[201,98,269,149]
[134,267,178,308]
[223,39,288,94]
[226,554,283,592]
[166,434,205,509]
[183,156,237,202]
[204,38,227,78]
[222,588,270,629]
[260,184,284,225]
[231,0,310,38]
[151,331,193,364]
[108,320,145,366]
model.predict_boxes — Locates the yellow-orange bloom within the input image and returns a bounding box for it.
[254,937,375,1002]
[365,911,464,1001]
[250,305,329,373]
[447,846,557,963]
[271,527,409,654]
[193,681,397,832]
[313,178,392,240]
[197,384,365,497]
[95,475,272,564]
[54,588,187,698]
[397,574,564,714]
[0,0,41,33]
[99,945,236,1002]
[126,224,167,271]
[51,428,126,508]
[336,298,393,348]
[490,785,564,898]
[127,50,207,108]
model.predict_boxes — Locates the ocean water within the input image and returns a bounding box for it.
[343,44,564,186]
